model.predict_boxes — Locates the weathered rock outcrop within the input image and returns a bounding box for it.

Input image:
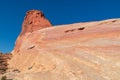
[14,10,52,53]
[21,10,52,35]
[7,10,120,80]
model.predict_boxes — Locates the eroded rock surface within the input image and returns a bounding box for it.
[7,10,120,80]
[14,10,52,53]
[21,10,52,35]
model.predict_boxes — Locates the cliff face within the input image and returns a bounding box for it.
[7,10,120,80]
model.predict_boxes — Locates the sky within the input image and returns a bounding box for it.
[0,0,120,53]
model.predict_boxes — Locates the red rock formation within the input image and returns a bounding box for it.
[8,18,120,80]
[7,10,120,80]
[21,10,52,35]
[13,10,52,52]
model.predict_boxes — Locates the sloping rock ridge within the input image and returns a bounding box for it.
[5,10,120,80]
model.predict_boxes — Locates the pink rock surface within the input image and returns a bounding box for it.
[7,10,120,80]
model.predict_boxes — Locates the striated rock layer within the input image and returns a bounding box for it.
[8,10,120,80]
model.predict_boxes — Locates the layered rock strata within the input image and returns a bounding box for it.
[7,10,120,80]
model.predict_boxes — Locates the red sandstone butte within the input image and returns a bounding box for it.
[14,10,52,52]
[22,10,52,34]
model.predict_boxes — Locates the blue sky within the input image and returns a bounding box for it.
[0,0,120,53]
